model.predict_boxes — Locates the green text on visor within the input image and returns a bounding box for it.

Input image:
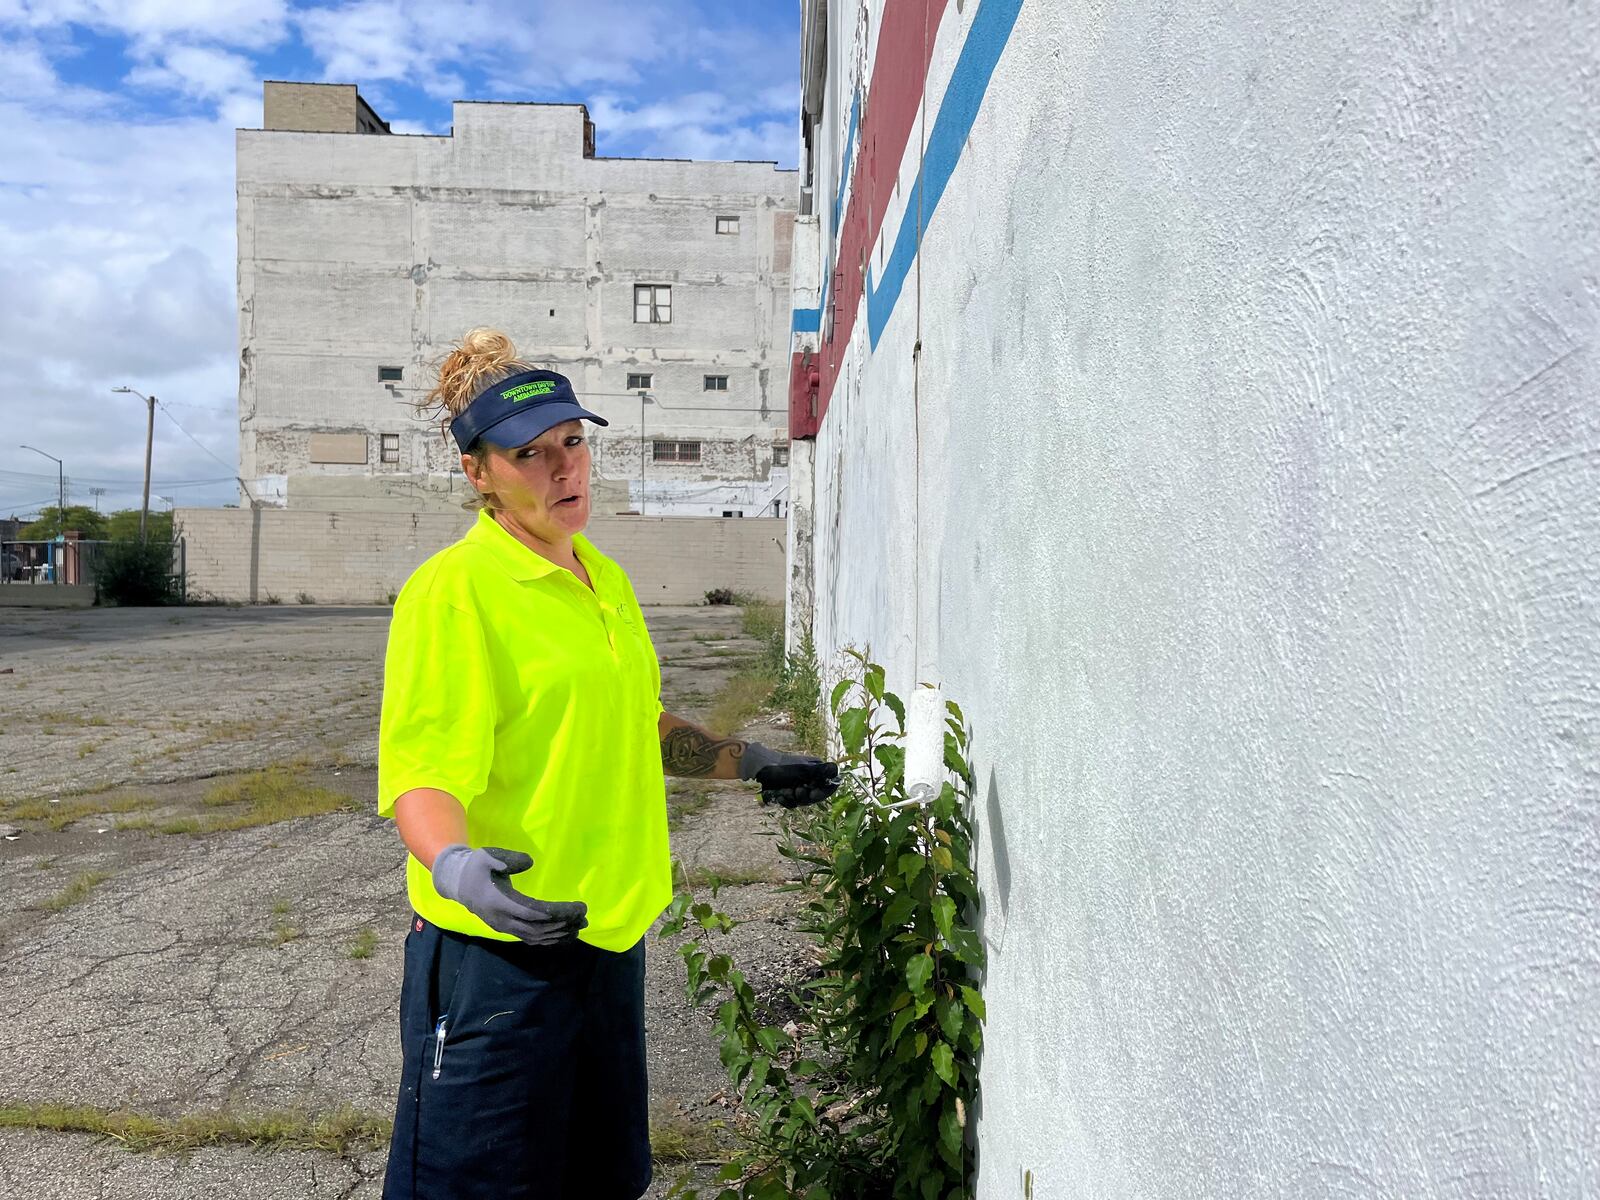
[449,369,609,453]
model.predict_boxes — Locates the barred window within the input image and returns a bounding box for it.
[626,372,653,390]
[703,374,728,391]
[380,433,401,463]
[634,284,671,323]
[652,440,701,464]
[772,444,789,467]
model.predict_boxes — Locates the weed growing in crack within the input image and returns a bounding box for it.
[348,927,379,960]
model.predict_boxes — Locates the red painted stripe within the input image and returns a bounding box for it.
[816,0,948,428]
[789,348,821,438]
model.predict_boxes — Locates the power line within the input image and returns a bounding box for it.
[155,400,238,476]
[0,468,237,487]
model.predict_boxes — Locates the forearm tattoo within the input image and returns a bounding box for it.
[660,725,747,777]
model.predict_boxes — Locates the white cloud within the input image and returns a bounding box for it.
[0,0,800,517]
[0,0,290,50]
[292,0,792,124]
[296,0,467,99]
[125,44,258,102]
[588,89,794,163]
[386,116,443,135]
[0,63,244,514]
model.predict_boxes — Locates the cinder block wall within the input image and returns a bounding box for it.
[176,508,785,605]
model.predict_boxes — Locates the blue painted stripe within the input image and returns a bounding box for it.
[831,91,861,233]
[865,0,1024,349]
[794,89,857,335]
[791,255,832,334]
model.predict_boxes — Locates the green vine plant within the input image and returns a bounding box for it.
[659,649,985,1200]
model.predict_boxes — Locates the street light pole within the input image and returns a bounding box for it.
[19,444,63,529]
[111,386,156,542]
[19,444,63,582]
[638,390,654,516]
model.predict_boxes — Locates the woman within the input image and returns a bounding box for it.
[379,329,837,1200]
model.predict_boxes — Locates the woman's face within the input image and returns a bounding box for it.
[463,419,592,546]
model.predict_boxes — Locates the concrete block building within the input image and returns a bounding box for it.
[238,82,797,517]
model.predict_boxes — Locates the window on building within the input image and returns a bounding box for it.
[380,433,401,464]
[652,440,702,464]
[634,284,671,323]
[378,366,403,381]
[703,374,728,391]
[716,215,739,235]
[772,444,790,467]
[721,510,745,518]
[627,372,653,390]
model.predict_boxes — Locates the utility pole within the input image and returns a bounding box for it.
[112,387,156,541]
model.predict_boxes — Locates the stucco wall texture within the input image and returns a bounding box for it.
[802,0,1599,1195]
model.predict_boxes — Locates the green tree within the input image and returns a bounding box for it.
[105,509,174,543]
[21,506,107,540]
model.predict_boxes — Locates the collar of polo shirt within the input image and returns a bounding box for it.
[466,510,606,585]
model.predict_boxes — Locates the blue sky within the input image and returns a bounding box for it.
[0,0,800,517]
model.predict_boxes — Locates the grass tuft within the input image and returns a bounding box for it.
[36,870,111,914]
[348,927,379,960]
[1,792,156,833]
[738,599,783,646]
[707,673,776,738]
[192,767,358,835]
[0,1102,391,1155]
[673,862,778,889]
[648,1106,728,1164]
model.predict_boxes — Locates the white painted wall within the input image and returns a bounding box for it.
[803,0,1600,1195]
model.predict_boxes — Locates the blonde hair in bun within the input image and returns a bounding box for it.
[422,328,536,457]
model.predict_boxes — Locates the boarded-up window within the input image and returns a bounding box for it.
[308,434,367,464]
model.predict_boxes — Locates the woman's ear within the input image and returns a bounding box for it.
[461,452,495,507]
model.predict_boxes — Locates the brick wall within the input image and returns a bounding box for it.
[176,508,786,605]
[262,83,359,133]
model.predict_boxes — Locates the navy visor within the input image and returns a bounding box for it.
[449,369,609,453]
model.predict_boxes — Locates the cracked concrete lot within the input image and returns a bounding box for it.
[0,603,812,1198]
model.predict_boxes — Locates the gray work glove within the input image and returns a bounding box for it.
[738,743,841,809]
[430,845,587,946]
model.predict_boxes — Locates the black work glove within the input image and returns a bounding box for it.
[738,743,841,809]
[430,845,587,946]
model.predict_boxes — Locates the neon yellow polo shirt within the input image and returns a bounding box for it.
[378,509,671,952]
